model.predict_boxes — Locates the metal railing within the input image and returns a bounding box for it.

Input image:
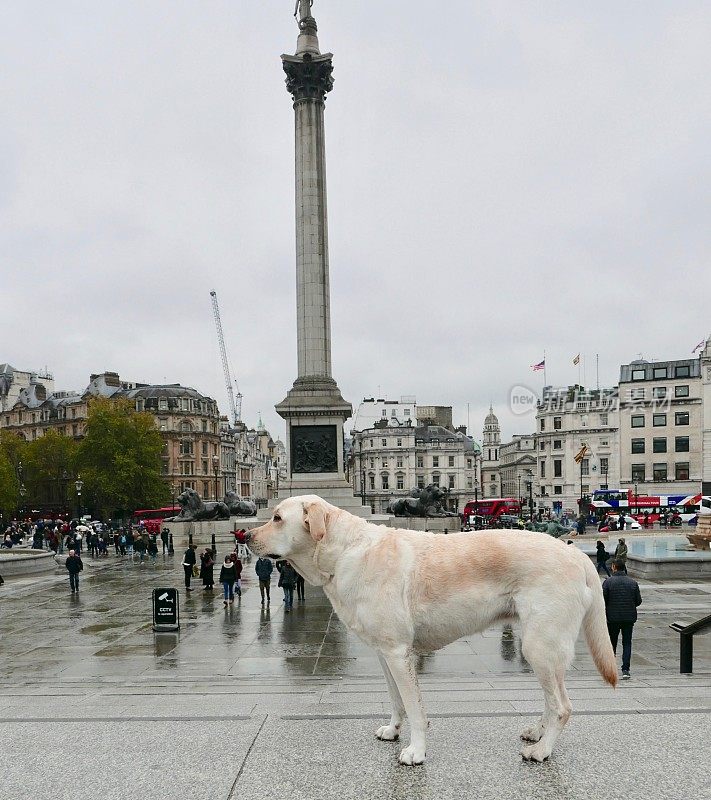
[669,613,711,673]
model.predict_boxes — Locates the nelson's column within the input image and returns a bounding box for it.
[274,2,371,515]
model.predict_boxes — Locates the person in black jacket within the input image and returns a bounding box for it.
[595,540,611,576]
[276,560,297,612]
[603,559,642,680]
[65,549,83,593]
[255,557,273,606]
[219,557,237,606]
[182,544,197,592]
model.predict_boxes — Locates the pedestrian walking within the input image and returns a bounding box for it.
[295,570,305,603]
[255,556,273,606]
[614,538,628,574]
[595,540,611,577]
[147,536,158,563]
[276,560,297,612]
[219,556,237,605]
[182,544,197,592]
[617,513,625,532]
[603,559,642,680]
[228,550,243,597]
[65,549,83,594]
[200,549,215,591]
[161,527,169,555]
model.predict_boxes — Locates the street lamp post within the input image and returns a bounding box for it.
[359,437,365,505]
[170,483,177,515]
[212,455,220,501]
[75,476,83,523]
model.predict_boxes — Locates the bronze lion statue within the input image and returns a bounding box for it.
[166,488,230,522]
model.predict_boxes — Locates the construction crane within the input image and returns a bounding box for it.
[209,290,242,425]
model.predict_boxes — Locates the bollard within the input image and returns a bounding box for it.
[211,532,217,559]
[168,532,174,556]
[188,531,193,546]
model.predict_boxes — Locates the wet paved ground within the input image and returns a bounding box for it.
[1,551,710,799]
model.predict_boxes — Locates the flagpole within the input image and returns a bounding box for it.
[582,354,586,389]
[543,349,547,386]
[596,353,599,391]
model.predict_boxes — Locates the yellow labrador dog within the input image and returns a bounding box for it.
[247,495,617,766]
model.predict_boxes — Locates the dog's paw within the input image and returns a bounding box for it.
[398,744,426,766]
[520,723,543,743]
[375,724,400,741]
[520,742,551,763]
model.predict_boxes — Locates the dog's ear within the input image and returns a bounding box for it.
[303,500,329,542]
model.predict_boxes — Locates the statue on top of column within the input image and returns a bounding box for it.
[295,0,314,24]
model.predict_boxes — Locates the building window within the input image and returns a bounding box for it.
[653,387,667,399]
[675,365,691,378]
[467,458,472,468]
[674,385,689,398]
[467,477,473,489]
[675,412,690,426]
[382,458,388,469]
[202,459,208,473]
[631,439,645,454]
[675,436,690,452]
[396,474,404,490]
[600,457,609,475]
[600,413,608,425]
[432,456,439,467]
[652,438,667,453]
[653,414,667,427]
[631,368,646,381]
[416,474,425,489]
[653,367,668,379]
[381,474,389,490]
[540,460,546,478]
[539,440,545,450]
[369,475,375,490]
[630,388,645,401]
[448,455,455,467]
[381,410,387,417]
[432,474,440,487]
[397,438,402,447]
[653,463,668,481]
[416,455,424,468]
[180,439,193,456]
[676,462,690,481]
[553,439,562,450]
[391,409,397,417]
[554,485,562,495]
[369,439,373,447]
[448,474,455,489]
[370,458,375,469]
[540,419,545,431]
[382,438,387,447]
[631,415,645,428]
[552,459,562,477]
[553,417,562,430]
[396,456,403,468]
[404,409,411,417]
[631,464,645,482]
[202,441,208,456]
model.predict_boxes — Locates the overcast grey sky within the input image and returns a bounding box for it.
[2,1,709,442]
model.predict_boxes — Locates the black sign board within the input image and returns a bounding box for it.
[152,587,180,631]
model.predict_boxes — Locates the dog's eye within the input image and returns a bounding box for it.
[273,514,281,522]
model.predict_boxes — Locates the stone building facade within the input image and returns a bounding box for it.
[0,369,284,507]
[534,385,620,514]
[480,407,501,498]
[349,417,480,514]
[498,435,536,503]
[618,358,701,497]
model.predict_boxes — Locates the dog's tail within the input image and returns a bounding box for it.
[582,557,618,688]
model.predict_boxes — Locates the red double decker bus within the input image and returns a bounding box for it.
[463,497,521,524]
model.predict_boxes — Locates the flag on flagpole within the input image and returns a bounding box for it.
[574,444,588,464]
[692,339,705,354]
[531,360,545,372]
[573,354,580,365]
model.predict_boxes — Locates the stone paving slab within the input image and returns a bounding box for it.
[232,713,710,800]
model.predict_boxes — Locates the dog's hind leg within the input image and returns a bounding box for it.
[518,614,576,762]
[375,653,405,742]
[382,648,428,766]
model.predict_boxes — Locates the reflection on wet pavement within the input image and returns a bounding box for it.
[1,554,709,684]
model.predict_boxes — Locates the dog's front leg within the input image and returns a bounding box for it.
[375,653,405,742]
[382,648,428,766]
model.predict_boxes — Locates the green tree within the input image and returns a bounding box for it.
[76,397,168,518]
[0,447,20,517]
[24,430,79,509]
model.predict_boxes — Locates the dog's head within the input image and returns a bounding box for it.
[246,495,334,560]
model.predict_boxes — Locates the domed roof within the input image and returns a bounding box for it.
[485,405,499,425]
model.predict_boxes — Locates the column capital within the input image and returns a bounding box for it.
[282,53,334,103]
